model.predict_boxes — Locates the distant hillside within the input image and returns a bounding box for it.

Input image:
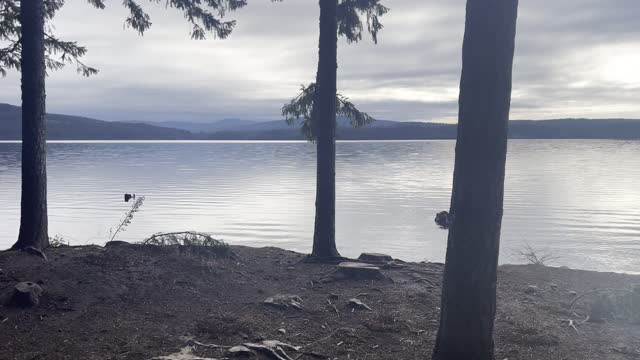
[0,104,192,140]
[508,119,640,139]
[149,119,257,133]
[2,103,640,140]
[145,116,398,134]
[206,119,640,140]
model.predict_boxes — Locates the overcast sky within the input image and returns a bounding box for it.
[1,0,640,122]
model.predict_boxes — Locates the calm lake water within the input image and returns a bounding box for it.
[1,140,639,273]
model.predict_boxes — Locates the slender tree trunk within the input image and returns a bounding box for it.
[12,0,49,250]
[432,1,518,359]
[310,0,340,259]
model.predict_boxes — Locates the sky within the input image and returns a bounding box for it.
[1,0,640,123]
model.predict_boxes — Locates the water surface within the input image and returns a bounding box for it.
[1,140,639,273]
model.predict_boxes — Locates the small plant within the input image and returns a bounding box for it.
[142,231,231,257]
[49,235,69,248]
[514,242,560,266]
[109,196,145,242]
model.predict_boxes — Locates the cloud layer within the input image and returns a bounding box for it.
[1,0,639,122]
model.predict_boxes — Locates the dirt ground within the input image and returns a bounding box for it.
[1,244,639,360]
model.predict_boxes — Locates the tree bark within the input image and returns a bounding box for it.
[12,0,49,250]
[432,1,518,359]
[310,0,340,259]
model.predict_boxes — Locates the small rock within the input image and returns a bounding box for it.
[228,345,254,358]
[264,294,303,310]
[277,328,286,334]
[549,283,558,290]
[568,291,578,297]
[9,282,43,307]
[524,285,538,295]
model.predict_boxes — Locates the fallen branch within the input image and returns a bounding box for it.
[349,298,373,311]
[569,288,633,311]
[568,319,579,334]
[555,317,580,334]
[326,299,339,315]
[244,341,300,360]
[305,328,351,348]
[189,340,231,349]
[236,271,252,280]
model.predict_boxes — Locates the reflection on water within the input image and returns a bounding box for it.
[0,140,639,273]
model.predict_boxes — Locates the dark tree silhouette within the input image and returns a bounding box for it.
[432,0,519,359]
[311,0,340,259]
[11,0,48,250]
[1,0,247,250]
[281,0,388,259]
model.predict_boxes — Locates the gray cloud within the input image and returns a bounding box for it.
[0,0,639,122]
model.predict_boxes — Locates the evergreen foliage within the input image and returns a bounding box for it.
[337,0,388,44]
[0,0,247,77]
[282,83,374,141]
[281,0,387,141]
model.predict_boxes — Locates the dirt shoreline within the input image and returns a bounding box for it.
[1,244,639,360]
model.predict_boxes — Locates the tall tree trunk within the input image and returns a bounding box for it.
[12,0,49,250]
[310,0,340,259]
[432,0,518,359]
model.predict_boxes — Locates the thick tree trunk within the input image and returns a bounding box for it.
[432,1,518,359]
[310,0,340,259]
[12,0,49,250]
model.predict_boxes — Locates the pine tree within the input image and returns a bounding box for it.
[282,83,374,142]
[281,0,388,260]
[0,0,247,250]
[432,0,519,359]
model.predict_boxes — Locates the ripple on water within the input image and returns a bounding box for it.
[0,140,639,273]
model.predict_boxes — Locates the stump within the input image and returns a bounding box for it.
[336,262,385,280]
[434,211,450,229]
[105,240,132,247]
[358,253,393,264]
[10,282,43,307]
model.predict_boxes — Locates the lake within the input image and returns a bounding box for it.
[1,140,639,273]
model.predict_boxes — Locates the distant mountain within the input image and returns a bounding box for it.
[149,119,257,133]
[0,103,192,140]
[508,119,640,139]
[206,118,640,140]
[2,103,640,140]
[157,116,397,133]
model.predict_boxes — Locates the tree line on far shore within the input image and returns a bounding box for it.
[0,0,519,358]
